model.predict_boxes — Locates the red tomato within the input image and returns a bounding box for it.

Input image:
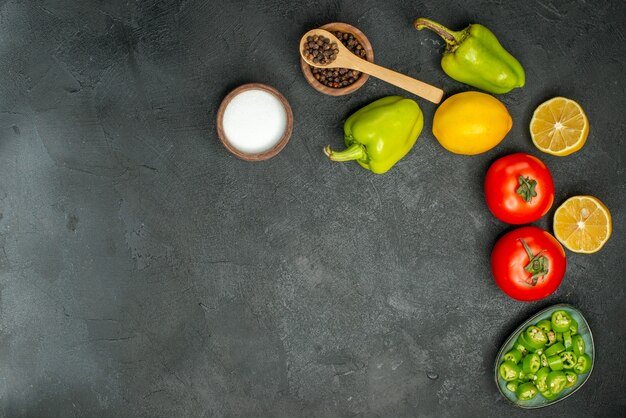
[491,226,566,301]
[484,153,554,224]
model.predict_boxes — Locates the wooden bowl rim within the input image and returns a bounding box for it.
[216,83,293,161]
[299,22,374,97]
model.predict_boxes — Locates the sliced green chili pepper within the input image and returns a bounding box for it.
[559,351,577,369]
[523,373,536,382]
[536,319,552,333]
[556,332,563,343]
[522,353,541,374]
[544,342,566,357]
[544,330,556,347]
[569,318,578,335]
[516,382,538,401]
[504,349,522,364]
[506,380,521,392]
[500,360,523,381]
[572,335,585,356]
[535,367,550,392]
[551,310,572,333]
[524,326,548,349]
[563,331,573,349]
[565,371,578,388]
[547,371,567,394]
[547,355,564,371]
[516,333,539,353]
[574,354,592,374]
[512,337,529,355]
[540,389,558,400]
[540,353,548,368]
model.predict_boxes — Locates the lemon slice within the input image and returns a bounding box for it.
[530,97,589,156]
[553,196,611,253]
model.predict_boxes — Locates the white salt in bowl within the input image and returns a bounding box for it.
[216,83,293,161]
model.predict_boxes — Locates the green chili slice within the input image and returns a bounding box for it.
[535,367,550,392]
[559,351,577,369]
[536,319,552,333]
[516,382,538,401]
[551,310,572,333]
[500,360,523,381]
[563,331,573,349]
[547,371,568,395]
[504,349,522,364]
[565,371,578,388]
[540,389,558,400]
[574,354,592,374]
[572,335,585,356]
[523,353,541,374]
[524,326,548,349]
[544,342,566,357]
[547,355,564,371]
[516,333,539,353]
[506,380,521,392]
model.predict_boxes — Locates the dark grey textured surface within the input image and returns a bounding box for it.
[0,0,625,416]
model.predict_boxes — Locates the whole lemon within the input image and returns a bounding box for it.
[432,91,512,155]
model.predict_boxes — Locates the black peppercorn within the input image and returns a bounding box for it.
[307,30,367,89]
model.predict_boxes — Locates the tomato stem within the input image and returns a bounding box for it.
[516,176,538,203]
[519,239,549,286]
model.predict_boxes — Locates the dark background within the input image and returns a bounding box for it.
[0,0,624,416]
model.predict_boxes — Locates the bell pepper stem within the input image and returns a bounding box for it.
[324,143,366,162]
[414,18,463,47]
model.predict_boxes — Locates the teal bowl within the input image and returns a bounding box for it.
[494,304,595,408]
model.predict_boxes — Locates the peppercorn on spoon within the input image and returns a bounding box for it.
[300,29,444,104]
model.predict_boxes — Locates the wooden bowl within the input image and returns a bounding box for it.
[299,22,374,96]
[216,83,293,161]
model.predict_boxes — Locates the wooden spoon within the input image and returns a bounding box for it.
[300,29,444,104]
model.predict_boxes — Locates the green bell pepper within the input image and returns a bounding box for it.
[324,96,423,174]
[414,18,525,94]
